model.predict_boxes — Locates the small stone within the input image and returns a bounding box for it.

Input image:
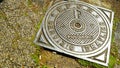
[10,58,13,60]
[53,52,57,54]
[39,55,41,60]
[54,64,57,68]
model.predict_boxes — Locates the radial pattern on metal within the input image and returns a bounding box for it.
[34,1,114,66]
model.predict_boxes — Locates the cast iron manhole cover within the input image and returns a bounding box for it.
[34,1,114,66]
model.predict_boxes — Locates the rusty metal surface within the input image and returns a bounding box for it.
[34,1,114,66]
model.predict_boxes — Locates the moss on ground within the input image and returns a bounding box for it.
[30,13,44,67]
[42,65,48,68]
[78,52,118,68]
[31,45,41,65]
[0,10,7,20]
[29,0,50,66]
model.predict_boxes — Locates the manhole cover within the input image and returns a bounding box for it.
[34,1,114,66]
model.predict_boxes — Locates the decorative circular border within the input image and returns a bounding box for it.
[42,1,110,57]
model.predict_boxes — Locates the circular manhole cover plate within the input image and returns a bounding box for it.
[43,1,109,56]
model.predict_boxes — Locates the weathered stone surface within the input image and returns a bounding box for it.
[0,0,41,67]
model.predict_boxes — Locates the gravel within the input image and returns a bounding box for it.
[0,0,42,67]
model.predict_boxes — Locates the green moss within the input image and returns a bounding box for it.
[0,11,7,20]
[30,13,44,66]
[35,16,44,31]
[111,43,118,56]
[78,59,91,67]
[109,55,116,68]
[31,53,39,64]
[78,59,107,68]
[113,17,120,31]
[78,54,117,68]
[27,0,38,13]
[23,12,28,16]
[27,0,32,7]
[30,43,41,65]
[30,34,41,65]
[42,65,48,68]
